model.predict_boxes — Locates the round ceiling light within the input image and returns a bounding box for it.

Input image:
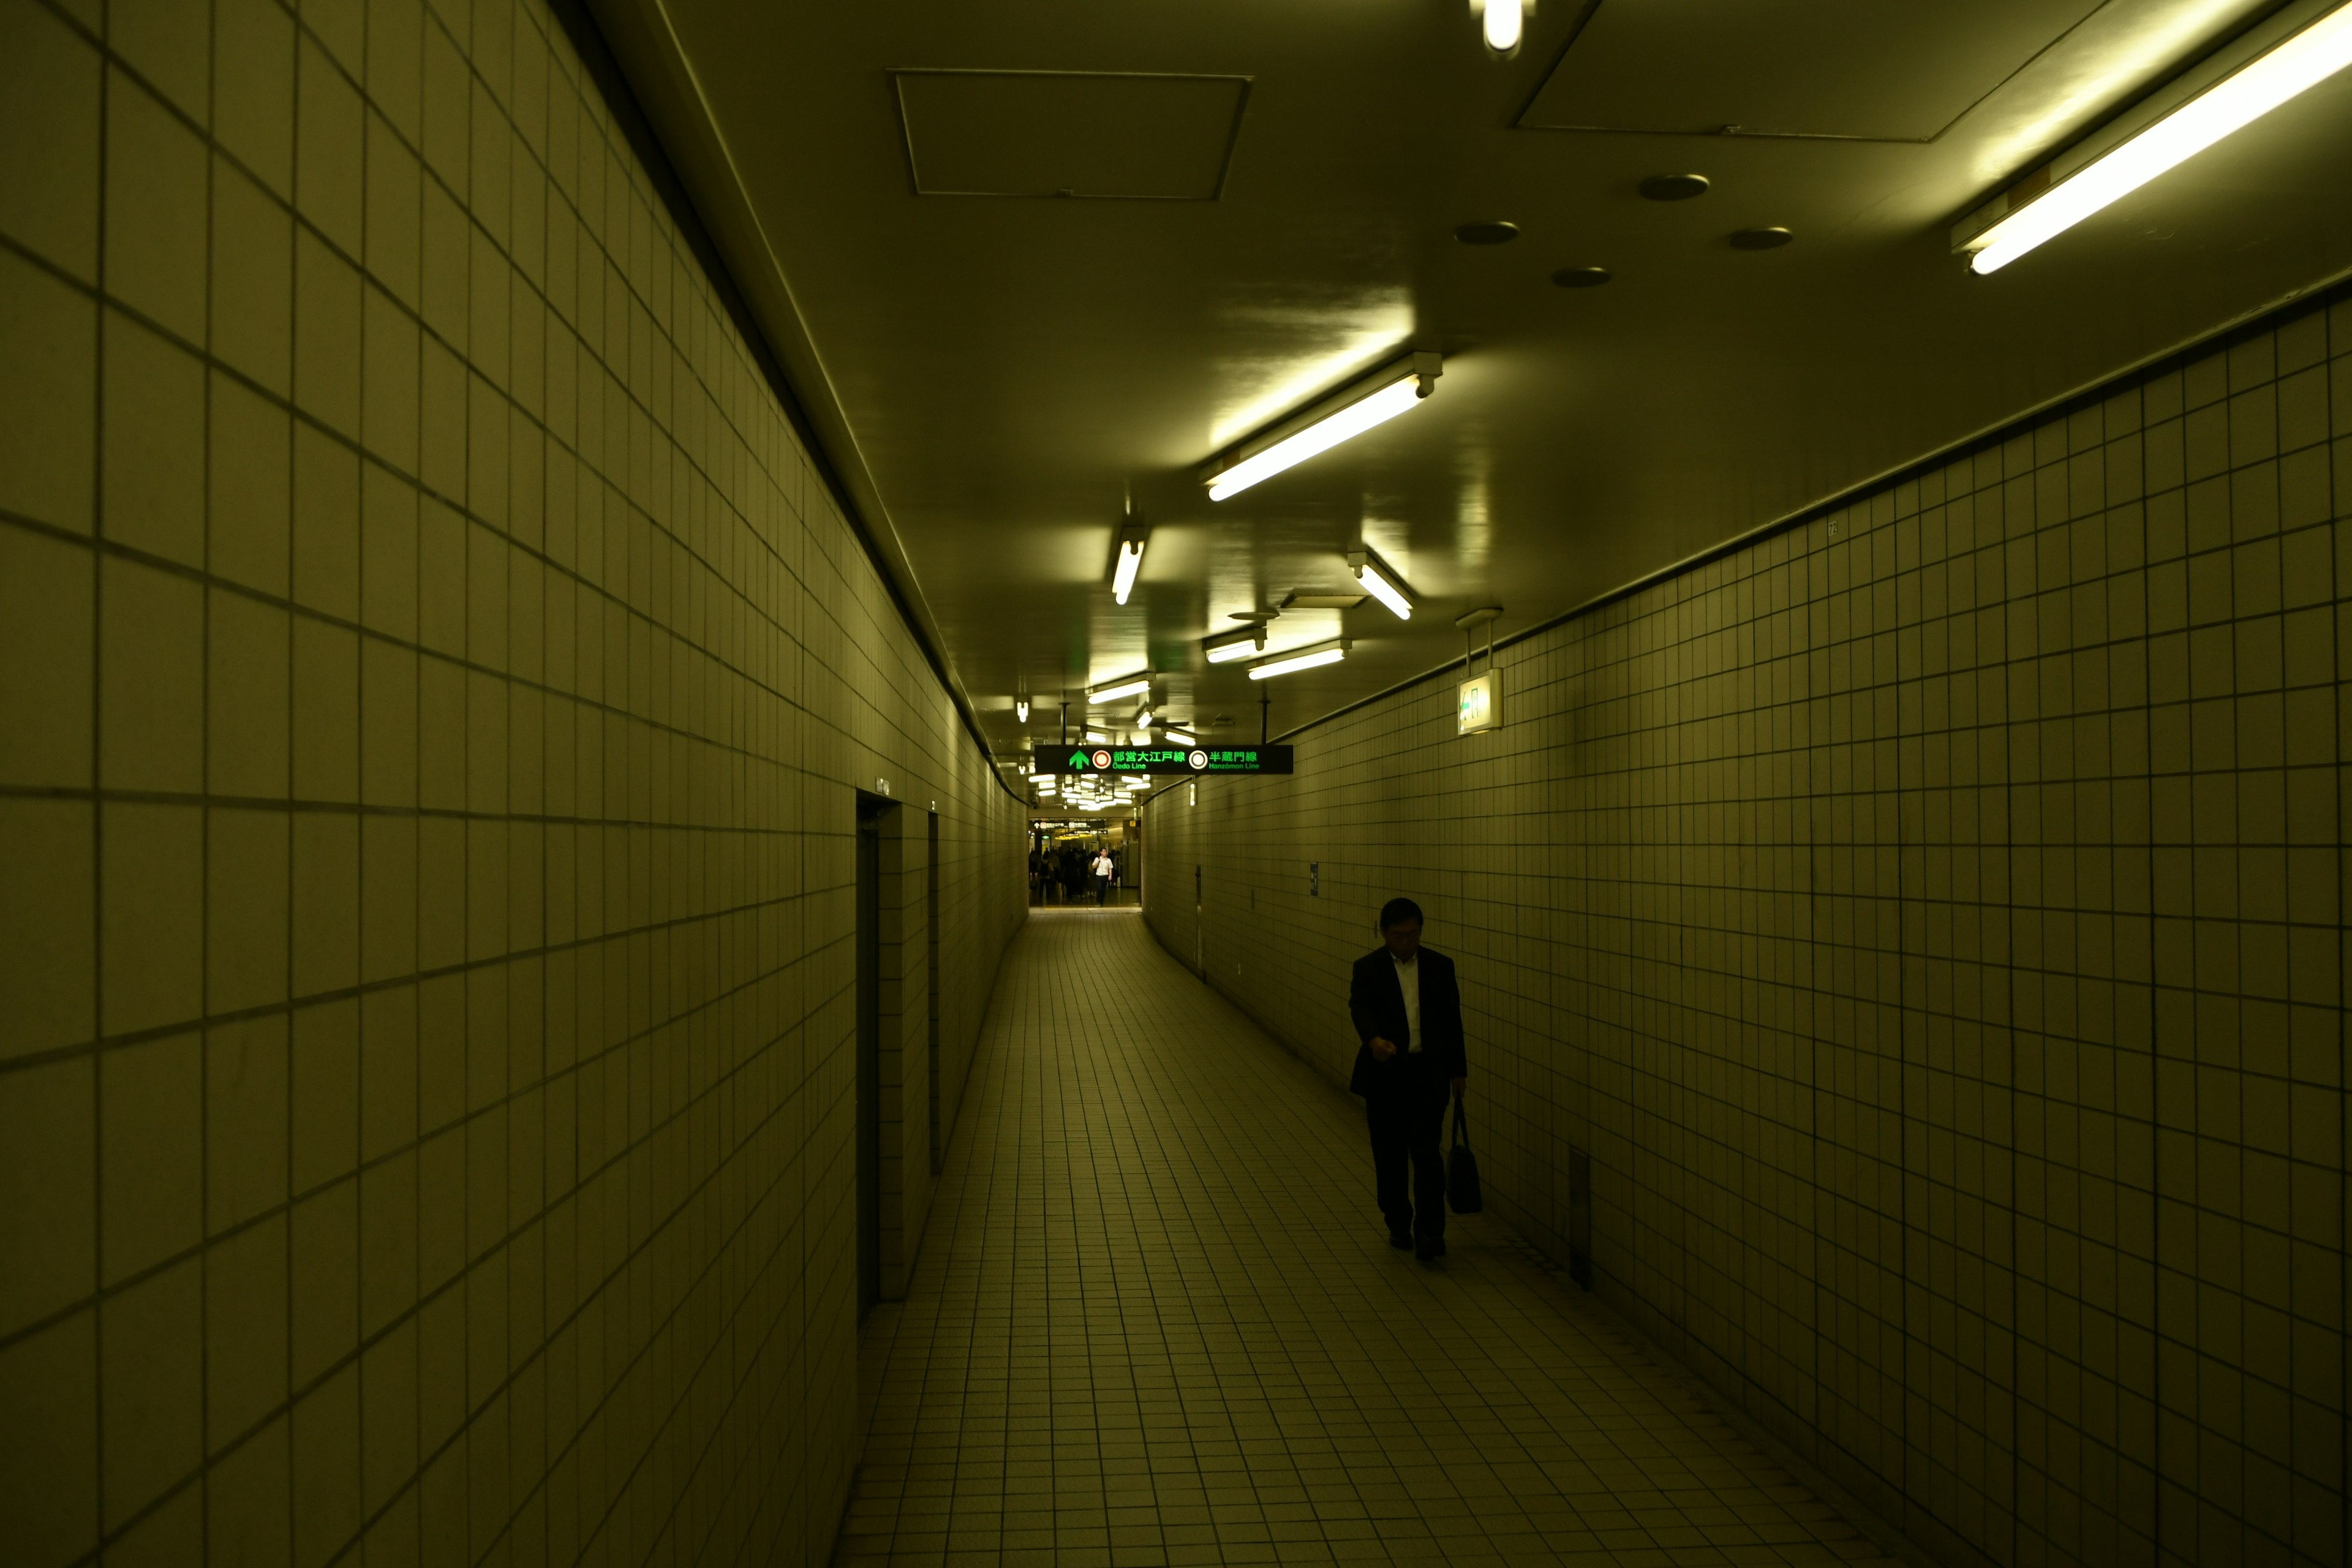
[1551,266,1613,288]
[1638,173,1710,202]
[1729,225,1794,249]
[1454,220,1521,246]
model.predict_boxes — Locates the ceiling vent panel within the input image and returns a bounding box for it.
[1518,0,2106,141]
[894,69,1251,199]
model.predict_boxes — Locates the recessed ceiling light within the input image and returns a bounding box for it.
[1551,266,1612,288]
[1640,173,1709,202]
[1454,221,1520,246]
[1730,226,1793,250]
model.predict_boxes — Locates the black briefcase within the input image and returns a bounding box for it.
[1448,1100,1482,1213]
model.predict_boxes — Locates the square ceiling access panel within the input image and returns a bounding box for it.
[893,69,1252,200]
[1518,0,2105,141]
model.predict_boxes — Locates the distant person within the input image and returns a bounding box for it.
[1091,848,1115,905]
[1348,898,1466,1262]
[1062,849,1085,905]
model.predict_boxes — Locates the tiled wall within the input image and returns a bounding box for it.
[1145,297,2350,1567]
[0,0,1028,1562]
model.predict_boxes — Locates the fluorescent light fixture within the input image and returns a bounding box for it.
[1348,548,1414,620]
[1964,2,2352,274]
[1122,777,1151,790]
[1483,0,1522,54]
[1203,352,1441,502]
[1016,699,1030,722]
[1248,640,1348,681]
[1135,710,1153,729]
[1084,728,1111,744]
[1111,530,1147,604]
[1029,773,1054,784]
[1087,675,1151,704]
[1163,729,1195,745]
[1205,628,1266,663]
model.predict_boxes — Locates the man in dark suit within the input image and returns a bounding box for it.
[1349,897,1467,1262]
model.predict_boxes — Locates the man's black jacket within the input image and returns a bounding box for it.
[1348,945,1466,1097]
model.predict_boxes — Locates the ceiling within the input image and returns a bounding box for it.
[588,0,2352,774]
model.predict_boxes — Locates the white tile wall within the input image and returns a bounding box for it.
[0,0,1028,1561]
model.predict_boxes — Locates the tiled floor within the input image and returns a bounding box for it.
[838,909,1902,1568]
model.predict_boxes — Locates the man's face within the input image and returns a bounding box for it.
[1383,920,1422,962]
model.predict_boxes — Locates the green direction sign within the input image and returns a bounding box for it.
[1046,744,1293,777]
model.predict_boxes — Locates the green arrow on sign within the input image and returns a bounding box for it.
[1068,750,1087,767]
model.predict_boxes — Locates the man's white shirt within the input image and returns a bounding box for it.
[1393,951,1422,1052]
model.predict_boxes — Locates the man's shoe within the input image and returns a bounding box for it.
[1388,1229,1414,1250]
[1416,1237,1446,1262]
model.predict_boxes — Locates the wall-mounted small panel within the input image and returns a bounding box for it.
[1518,0,2103,141]
[894,69,1251,198]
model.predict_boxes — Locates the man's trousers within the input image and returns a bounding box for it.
[1365,1069,1450,1242]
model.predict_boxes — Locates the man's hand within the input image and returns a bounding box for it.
[1452,1077,1468,1101]
[1369,1036,1398,1061]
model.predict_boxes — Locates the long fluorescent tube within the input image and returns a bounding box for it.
[1349,549,1414,620]
[1248,642,1348,681]
[1112,535,1145,603]
[1358,566,1411,619]
[1084,729,1111,744]
[1135,710,1153,729]
[1210,380,1422,502]
[1483,0,1522,54]
[1968,2,2352,274]
[1163,729,1195,745]
[1205,630,1265,663]
[1029,772,1054,784]
[1204,353,1441,502]
[1087,676,1151,704]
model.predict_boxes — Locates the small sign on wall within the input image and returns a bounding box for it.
[1458,670,1502,734]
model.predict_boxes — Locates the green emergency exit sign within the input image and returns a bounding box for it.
[1046,744,1294,777]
